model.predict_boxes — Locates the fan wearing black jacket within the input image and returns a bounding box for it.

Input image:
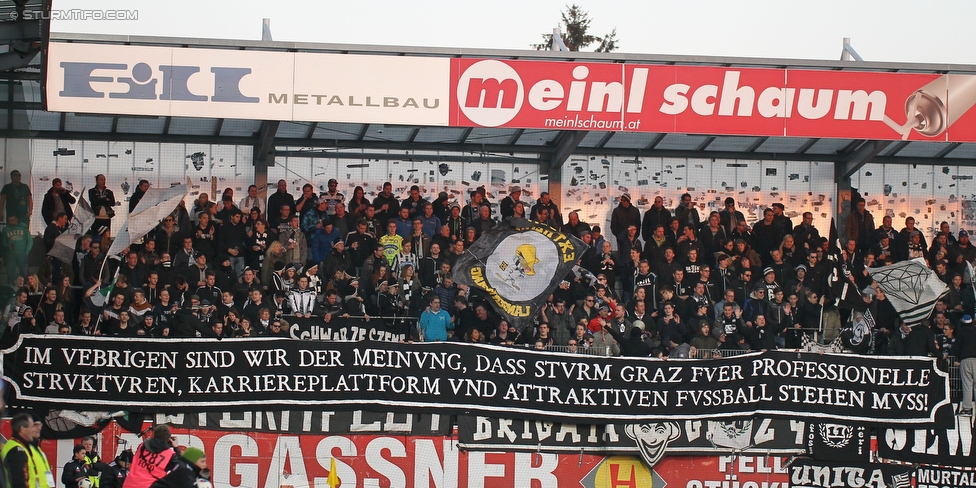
[603,323,652,357]
[149,447,207,488]
[62,445,89,488]
[99,450,132,488]
[169,303,221,338]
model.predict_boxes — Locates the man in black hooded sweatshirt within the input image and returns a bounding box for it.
[149,447,207,488]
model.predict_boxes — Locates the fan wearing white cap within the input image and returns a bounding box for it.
[500,185,523,219]
[760,267,780,302]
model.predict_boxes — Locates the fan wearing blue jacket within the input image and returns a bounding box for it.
[419,297,454,342]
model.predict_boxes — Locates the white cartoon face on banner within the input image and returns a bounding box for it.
[625,422,681,468]
[485,232,559,301]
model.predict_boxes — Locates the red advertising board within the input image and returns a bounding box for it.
[451,58,976,142]
[15,420,790,488]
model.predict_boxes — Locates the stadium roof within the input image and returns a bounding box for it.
[4,30,976,182]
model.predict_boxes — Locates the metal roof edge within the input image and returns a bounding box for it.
[48,32,976,73]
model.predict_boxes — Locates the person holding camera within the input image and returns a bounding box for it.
[122,426,179,488]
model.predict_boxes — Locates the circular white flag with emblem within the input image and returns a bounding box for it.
[484,231,559,301]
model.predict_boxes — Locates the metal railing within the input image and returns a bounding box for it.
[948,356,961,402]
[692,348,754,359]
[540,344,611,356]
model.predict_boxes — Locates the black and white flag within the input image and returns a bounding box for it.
[790,460,913,488]
[47,187,95,264]
[453,218,587,329]
[964,259,976,285]
[869,258,948,325]
[806,422,868,462]
[826,218,852,306]
[705,419,754,450]
[105,184,187,258]
[849,308,876,346]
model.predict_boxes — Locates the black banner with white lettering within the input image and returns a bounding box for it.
[806,422,869,462]
[286,316,407,342]
[878,404,976,466]
[1,335,949,424]
[457,416,805,467]
[916,466,976,488]
[789,460,914,488]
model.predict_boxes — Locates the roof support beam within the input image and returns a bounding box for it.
[934,143,962,159]
[1,71,40,80]
[794,138,819,154]
[253,120,280,167]
[836,140,892,182]
[0,100,41,110]
[507,129,524,145]
[696,136,716,151]
[746,137,769,153]
[595,132,615,148]
[0,48,39,71]
[6,79,11,130]
[2,125,974,168]
[645,133,666,150]
[274,150,536,165]
[839,139,866,154]
[884,140,911,157]
[304,122,318,140]
[549,130,588,170]
[0,19,42,42]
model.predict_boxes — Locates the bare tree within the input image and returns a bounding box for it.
[534,4,618,52]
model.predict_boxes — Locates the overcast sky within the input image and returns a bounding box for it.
[48,0,976,65]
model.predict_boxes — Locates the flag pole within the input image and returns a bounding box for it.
[91,265,122,335]
[95,239,121,285]
[817,298,824,344]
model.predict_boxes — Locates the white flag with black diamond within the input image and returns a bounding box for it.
[869,258,948,325]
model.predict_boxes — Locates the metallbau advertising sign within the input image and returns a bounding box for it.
[46,42,450,125]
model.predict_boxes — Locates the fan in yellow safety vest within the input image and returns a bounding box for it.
[82,437,103,488]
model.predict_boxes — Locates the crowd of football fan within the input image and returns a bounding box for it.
[3,172,976,364]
